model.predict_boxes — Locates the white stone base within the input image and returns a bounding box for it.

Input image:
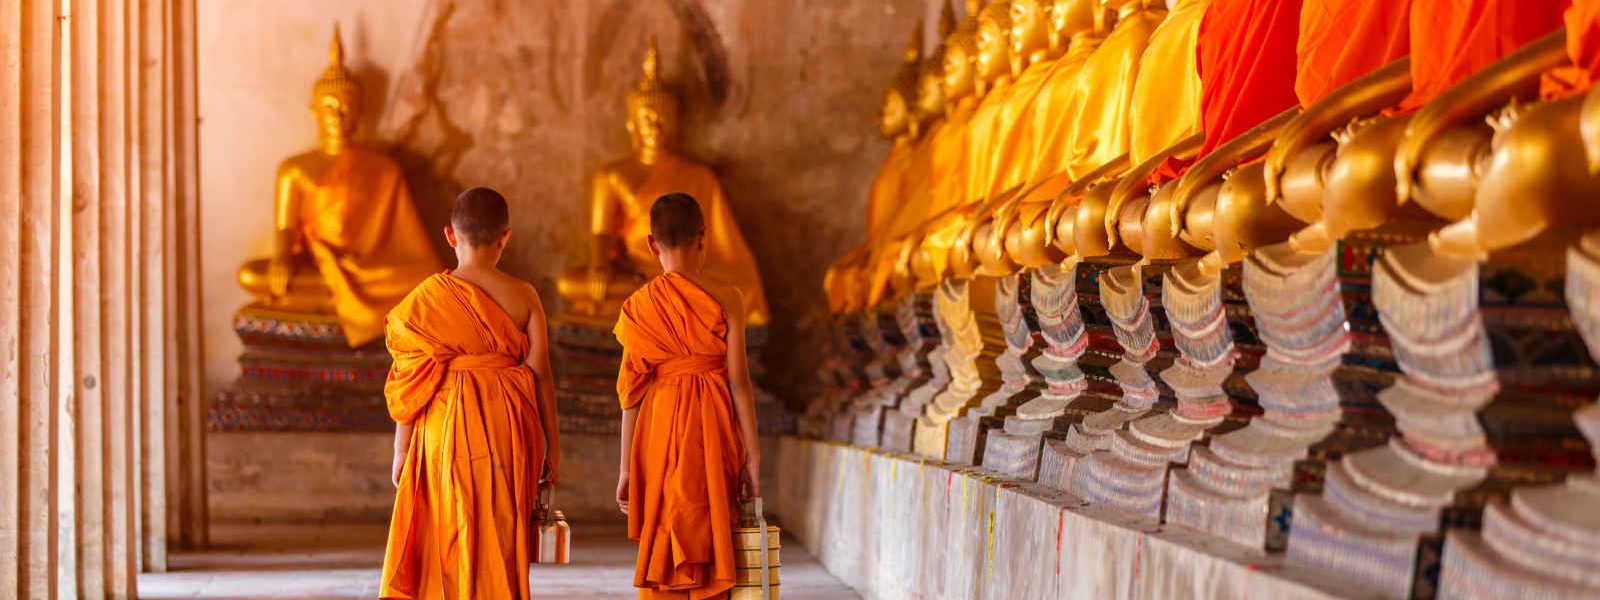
[775,437,1383,600]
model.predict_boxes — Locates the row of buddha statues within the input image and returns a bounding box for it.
[815,0,1600,598]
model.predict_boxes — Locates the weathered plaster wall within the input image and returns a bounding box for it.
[379,0,946,405]
[197,0,430,389]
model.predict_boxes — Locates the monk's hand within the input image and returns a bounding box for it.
[544,453,561,485]
[615,474,629,515]
[390,449,404,488]
[741,458,762,500]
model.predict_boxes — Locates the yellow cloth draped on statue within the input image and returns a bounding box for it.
[600,153,770,326]
[1061,5,1166,179]
[1025,36,1104,185]
[1129,0,1208,171]
[866,141,918,247]
[988,56,1065,196]
[964,83,1016,204]
[298,148,441,347]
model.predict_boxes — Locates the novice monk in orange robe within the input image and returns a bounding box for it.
[380,187,561,600]
[614,192,763,600]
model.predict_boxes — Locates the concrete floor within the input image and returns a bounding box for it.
[139,521,859,599]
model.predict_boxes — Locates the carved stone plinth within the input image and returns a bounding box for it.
[946,273,1044,466]
[1436,242,1600,600]
[889,289,955,454]
[1055,266,1161,491]
[809,314,873,441]
[984,264,1094,480]
[843,308,906,446]
[912,277,1005,459]
[1072,265,1238,519]
[1165,245,1349,549]
[850,293,937,447]
[1285,243,1497,599]
[209,304,391,432]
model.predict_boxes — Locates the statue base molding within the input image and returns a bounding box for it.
[209,303,391,432]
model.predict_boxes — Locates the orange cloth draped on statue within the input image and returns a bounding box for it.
[1295,0,1413,107]
[865,141,917,245]
[603,153,770,325]
[1168,0,1302,175]
[380,273,546,600]
[1398,0,1566,112]
[615,273,744,600]
[1134,0,1210,183]
[302,148,442,347]
[1544,0,1600,97]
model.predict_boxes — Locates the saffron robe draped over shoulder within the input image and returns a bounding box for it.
[615,273,745,600]
[303,148,443,347]
[380,273,546,600]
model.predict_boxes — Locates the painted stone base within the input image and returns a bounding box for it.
[209,304,391,432]
[912,416,950,459]
[980,430,1044,480]
[880,410,918,454]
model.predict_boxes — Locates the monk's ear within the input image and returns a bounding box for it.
[647,235,661,257]
[444,226,459,248]
[497,228,511,249]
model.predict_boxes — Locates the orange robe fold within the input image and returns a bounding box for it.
[1399,0,1566,112]
[380,273,545,600]
[1295,0,1413,107]
[1175,0,1303,173]
[303,148,443,347]
[1543,0,1600,97]
[615,273,744,600]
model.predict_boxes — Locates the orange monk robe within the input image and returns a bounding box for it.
[615,273,745,600]
[603,153,770,325]
[380,274,545,600]
[1060,6,1166,180]
[1397,0,1566,113]
[1025,35,1104,185]
[1543,0,1600,97]
[1133,0,1209,183]
[1295,0,1412,107]
[304,148,442,347]
[1182,0,1302,168]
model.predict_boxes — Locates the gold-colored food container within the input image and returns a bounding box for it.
[733,498,780,600]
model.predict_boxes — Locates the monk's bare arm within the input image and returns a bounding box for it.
[524,284,561,484]
[391,423,412,488]
[724,289,762,497]
[617,407,638,514]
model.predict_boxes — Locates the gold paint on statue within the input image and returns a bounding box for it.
[557,38,769,325]
[1128,0,1208,167]
[236,26,442,347]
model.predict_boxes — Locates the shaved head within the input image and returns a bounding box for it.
[649,192,705,249]
[451,187,510,246]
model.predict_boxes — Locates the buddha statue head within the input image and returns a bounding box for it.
[312,26,362,154]
[882,23,924,140]
[626,38,680,164]
[943,15,980,104]
[1048,0,1097,52]
[1009,0,1050,72]
[975,2,1015,90]
[915,2,959,128]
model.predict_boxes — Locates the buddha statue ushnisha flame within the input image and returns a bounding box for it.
[235,25,441,347]
[556,38,769,325]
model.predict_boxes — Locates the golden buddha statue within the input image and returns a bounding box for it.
[825,22,926,315]
[1059,0,1166,180]
[556,38,769,325]
[907,5,987,286]
[236,27,442,347]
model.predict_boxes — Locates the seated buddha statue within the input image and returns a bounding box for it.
[556,39,769,325]
[235,27,442,347]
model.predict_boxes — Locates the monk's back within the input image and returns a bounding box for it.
[446,267,536,331]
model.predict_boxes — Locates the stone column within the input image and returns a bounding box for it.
[1164,244,1349,548]
[984,263,1091,480]
[1435,239,1600,599]
[1285,242,1498,599]
[1,0,201,595]
[944,272,1044,466]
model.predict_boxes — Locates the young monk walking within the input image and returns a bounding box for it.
[379,187,561,599]
[615,193,764,600]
